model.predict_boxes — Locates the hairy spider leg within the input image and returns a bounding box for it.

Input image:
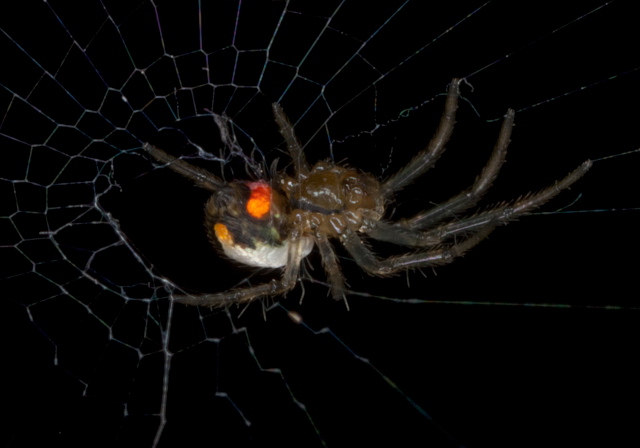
[272,103,310,176]
[342,225,494,276]
[402,109,514,229]
[425,160,592,239]
[144,143,224,192]
[314,232,347,302]
[366,108,514,247]
[380,78,461,198]
[351,160,590,273]
[344,161,589,276]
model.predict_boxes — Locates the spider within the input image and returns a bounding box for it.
[145,78,591,308]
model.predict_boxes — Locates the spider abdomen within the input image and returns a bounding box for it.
[214,227,313,268]
[204,180,313,268]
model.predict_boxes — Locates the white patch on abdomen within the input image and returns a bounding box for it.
[220,236,314,268]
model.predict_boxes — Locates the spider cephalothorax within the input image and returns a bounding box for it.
[145,78,590,308]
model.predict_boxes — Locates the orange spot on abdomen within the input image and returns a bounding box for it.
[246,183,271,218]
[214,223,233,244]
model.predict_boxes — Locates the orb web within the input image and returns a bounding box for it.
[2,1,639,447]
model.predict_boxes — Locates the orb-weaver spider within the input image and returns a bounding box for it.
[145,78,590,308]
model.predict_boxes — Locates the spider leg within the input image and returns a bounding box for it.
[174,226,307,308]
[381,78,461,198]
[342,227,494,276]
[427,160,592,239]
[144,143,224,192]
[364,159,590,249]
[399,109,514,230]
[315,233,347,301]
[272,103,310,177]
[364,219,442,247]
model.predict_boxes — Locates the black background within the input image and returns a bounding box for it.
[2,1,639,447]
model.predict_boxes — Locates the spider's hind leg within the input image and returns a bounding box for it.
[381,78,461,198]
[428,160,592,239]
[399,108,515,230]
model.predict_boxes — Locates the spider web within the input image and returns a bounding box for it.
[2,1,639,447]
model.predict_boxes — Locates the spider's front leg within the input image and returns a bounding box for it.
[272,103,310,177]
[144,143,224,192]
[174,225,308,308]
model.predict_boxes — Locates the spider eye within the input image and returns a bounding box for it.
[246,182,271,219]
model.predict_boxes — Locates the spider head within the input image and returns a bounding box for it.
[204,180,310,268]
